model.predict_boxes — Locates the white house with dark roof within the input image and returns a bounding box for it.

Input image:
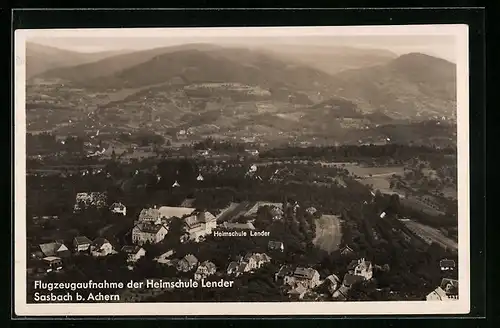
[110,202,127,216]
[90,238,115,257]
[137,207,161,222]
[184,211,217,242]
[284,267,321,289]
[154,250,175,265]
[121,245,146,263]
[347,258,373,280]
[132,222,168,245]
[242,252,271,270]
[324,274,341,294]
[176,254,199,272]
[73,236,92,252]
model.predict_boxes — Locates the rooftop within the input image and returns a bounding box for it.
[121,245,143,254]
[222,222,256,230]
[74,236,92,245]
[39,242,66,257]
[92,238,110,248]
[293,267,318,280]
[183,254,199,265]
[158,206,195,219]
[43,256,61,262]
[134,222,166,234]
[343,273,365,287]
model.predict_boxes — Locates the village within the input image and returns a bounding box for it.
[27,182,458,302]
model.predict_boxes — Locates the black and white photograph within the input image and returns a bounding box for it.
[14,25,470,316]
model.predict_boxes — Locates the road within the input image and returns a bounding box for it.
[313,215,343,253]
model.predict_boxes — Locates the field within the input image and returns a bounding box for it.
[343,164,405,195]
[402,220,458,252]
[312,214,343,253]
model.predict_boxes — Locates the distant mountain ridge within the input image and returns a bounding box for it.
[26,42,128,78]
[28,44,457,121]
[257,44,398,75]
[327,52,457,118]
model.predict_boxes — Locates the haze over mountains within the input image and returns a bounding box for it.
[26,42,457,145]
[26,43,129,78]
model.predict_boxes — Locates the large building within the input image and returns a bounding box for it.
[132,222,169,245]
[183,211,217,242]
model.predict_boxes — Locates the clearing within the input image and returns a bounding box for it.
[313,214,343,253]
[343,164,405,195]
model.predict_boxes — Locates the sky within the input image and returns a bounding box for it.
[29,31,457,62]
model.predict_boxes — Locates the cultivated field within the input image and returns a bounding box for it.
[313,214,343,253]
[402,220,458,252]
[341,164,405,195]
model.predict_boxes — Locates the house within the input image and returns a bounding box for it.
[110,202,127,216]
[132,222,169,245]
[426,279,459,301]
[324,274,341,294]
[243,253,271,270]
[39,242,71,258]
[284,267,321,289]
[194,261,217,280]
[288,284,308,300]
[90,238,115,257]
[158,206,195,220]
[348,258,373,280]
[439,259,456,271]
[275,265,294,282]
[154,250,175,264]
[332,285,349,301]
[176,254,199,272]
[221,222,256,230]
[184,211,217,242]
[439,278,459,296]
[121,245,146,263]
[42,256,63,273]
[342,273,365,288]
[138,207,160,222]
[268,240,285,252]
[339,245,354,256]
[226,262,240,276]
[73,236,92,252]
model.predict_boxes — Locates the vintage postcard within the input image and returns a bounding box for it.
[14,25,470,316]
